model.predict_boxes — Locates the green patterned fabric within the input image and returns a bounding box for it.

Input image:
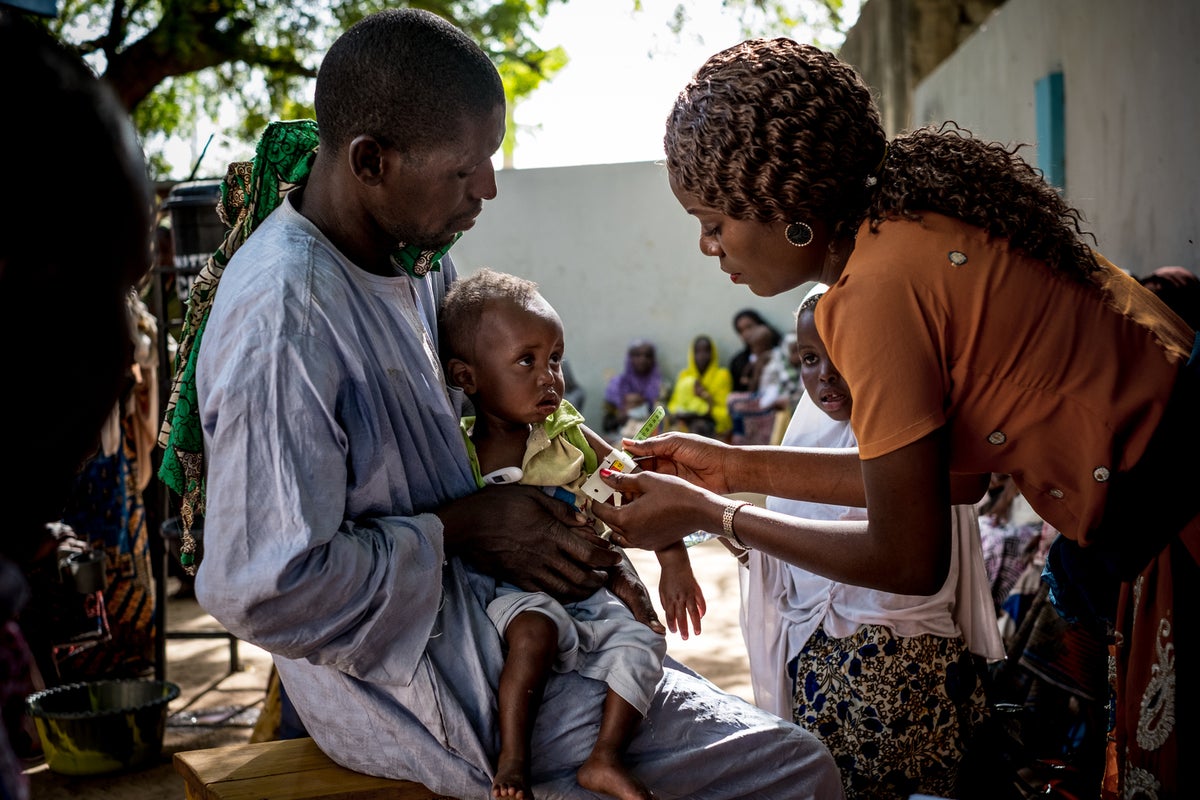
[156,119,458,571]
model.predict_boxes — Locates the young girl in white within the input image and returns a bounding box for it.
[739,286,1003,798]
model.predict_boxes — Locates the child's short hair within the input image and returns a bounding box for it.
[440,267,541,363]
[794,290,825,330]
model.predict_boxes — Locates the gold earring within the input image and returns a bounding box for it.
[785,221,813,247]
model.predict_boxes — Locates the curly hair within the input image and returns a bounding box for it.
[440,267,543,364]
[665,38,1098,281]
[315,8,504,155]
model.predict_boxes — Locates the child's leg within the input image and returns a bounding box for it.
[494,610,558,799]
[576,689,657,800]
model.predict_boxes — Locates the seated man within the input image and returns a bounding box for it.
[165,8,842,798]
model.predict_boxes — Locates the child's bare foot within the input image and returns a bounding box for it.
[577,752,657,800]
[492,756,532,799]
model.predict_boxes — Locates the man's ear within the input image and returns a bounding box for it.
[448,358,476,394]
[347,135,387,186]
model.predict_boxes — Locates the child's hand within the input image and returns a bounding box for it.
[657,552,706,639]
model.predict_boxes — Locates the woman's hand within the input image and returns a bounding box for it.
[589,470,726,553]
[619,431,735,495]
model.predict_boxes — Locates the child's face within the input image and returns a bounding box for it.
[470,296,567,424]
[796,307,852,422]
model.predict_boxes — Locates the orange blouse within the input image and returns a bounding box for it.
[819,213,1193,544]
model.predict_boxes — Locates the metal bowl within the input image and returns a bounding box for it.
[26,679,181,775]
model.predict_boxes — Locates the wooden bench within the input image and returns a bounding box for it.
[174,736,458,799]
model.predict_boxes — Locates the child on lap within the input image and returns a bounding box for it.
[439,268,706,800]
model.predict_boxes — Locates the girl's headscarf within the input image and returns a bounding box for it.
[604,339,661,407]
[156,119,457,573]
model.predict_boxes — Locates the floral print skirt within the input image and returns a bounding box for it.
[790,624,988,800]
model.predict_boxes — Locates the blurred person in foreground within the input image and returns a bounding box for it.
[0,4,153,797]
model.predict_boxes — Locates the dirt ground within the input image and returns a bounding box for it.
[24,538,753,799]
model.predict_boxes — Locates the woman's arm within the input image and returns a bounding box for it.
[618,433,867,506]
[594,431,959,595]
[618,432,987,507]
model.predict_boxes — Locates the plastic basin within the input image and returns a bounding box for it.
[26,679,181,775]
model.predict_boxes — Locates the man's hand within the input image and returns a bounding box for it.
[605,553,666,635]
[437,484,620,603]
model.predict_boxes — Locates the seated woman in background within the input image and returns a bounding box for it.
[666,335,733,439]
[728,308,783,393]
[1138,266,1200,330]
[976,473,1046,616]
[727,323,795,445]
[602,339,662,441]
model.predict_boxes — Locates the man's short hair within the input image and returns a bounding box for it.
[314,8,505,154]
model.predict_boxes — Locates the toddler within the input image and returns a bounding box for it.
[440,268,706,800]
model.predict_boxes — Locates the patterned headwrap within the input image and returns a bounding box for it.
[157,119,458,573]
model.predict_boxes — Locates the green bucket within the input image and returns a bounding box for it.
[26,679,180,775]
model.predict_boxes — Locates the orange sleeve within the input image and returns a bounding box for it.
[817,243,949,461]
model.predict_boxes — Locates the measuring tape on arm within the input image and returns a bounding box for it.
[580,405,665,504]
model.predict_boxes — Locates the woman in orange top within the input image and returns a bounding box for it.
[592,38,1195,798]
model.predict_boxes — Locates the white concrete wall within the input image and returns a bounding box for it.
[912,0,1199,276]
[452,161,809,422]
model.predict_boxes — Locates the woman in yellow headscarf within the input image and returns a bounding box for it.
[666,335,733,439]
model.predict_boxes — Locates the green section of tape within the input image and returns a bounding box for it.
[633,406,666,441]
